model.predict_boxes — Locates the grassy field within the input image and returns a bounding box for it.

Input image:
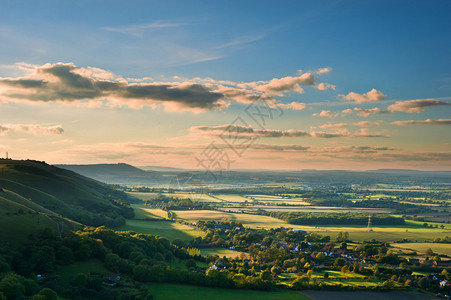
[118,219,205,241]
[146,283,309,300]
[199,248,246,258]
[172,210,292,229]
[127,192,161,201]
[171,209,451,242]
[391,242,451,256]
[301,290,437,300]
[246,195,310,205]
[261,207,391,214]
[214,194,251,203]
[55,259,110,283]
[300,225,451,242]
[131,204,169,219]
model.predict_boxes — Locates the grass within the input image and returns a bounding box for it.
[0,196,79,245]
[171,209,451,242]
[214,194,251,203]
[118,219,205,241]
[172,210,292,229]
[145,283,309,300]
[391,242,451,256]
[199,248,246,258]
[131,204,169,219]
[55,259,110,283]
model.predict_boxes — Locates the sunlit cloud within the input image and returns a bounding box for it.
[0,62,333,113]
[340,88,386,103]
[313,110,338,117]
[353,121,380,127]
[190,124,388,139]
[0,124,64,136]
[343,107,388,117]
[387,99,450,113]
[273,101,306,110]
[315,67,332,74]
[319,123,348,129]
[391,118,451,125]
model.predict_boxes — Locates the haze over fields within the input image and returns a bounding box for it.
[0,1,450,171]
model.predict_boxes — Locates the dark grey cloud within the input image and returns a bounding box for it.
[0,63,225,110]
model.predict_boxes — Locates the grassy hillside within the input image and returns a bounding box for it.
[0,159,135,244]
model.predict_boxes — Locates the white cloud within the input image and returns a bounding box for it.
[340,88,386,103]
[315,67,332,74]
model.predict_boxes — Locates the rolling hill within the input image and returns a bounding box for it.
[0,159,135,245]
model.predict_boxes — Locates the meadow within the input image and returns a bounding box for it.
[199,248,246,258]
[55,259,109,283]
[131,204,169,219]
[145,283,309,300]
[171,209,451,242]
[118,219,204,241]
[391,242,451,256]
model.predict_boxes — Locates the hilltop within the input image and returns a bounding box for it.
[0,159,135,245]
[55,163,162,185]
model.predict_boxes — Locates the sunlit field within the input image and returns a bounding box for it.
[118,219,205,241]
[146,283,309,300]
[391,242,451,256]
[199,248,246,258]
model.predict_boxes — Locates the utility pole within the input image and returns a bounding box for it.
[367,215,373,232]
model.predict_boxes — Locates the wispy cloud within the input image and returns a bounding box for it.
[391,119,451,125]
[190,124,388,139]
[103,21,183,36]
[214,35,264,49]
[0,124,64,136]
[388,99,450,113]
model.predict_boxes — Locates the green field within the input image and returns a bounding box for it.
[131,204,169,219]
[171,209,451,242]
[199,248,246,258]
[118,219,205,241]
[146,283,309,300]
[391,242,451,256]
[214,194,251,203]
[246,195,310,205]
[55,259,110,283]
[172,210,292,229]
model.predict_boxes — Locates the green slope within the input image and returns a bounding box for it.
[0,159,135,244]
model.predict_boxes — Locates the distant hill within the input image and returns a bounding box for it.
[139,165,187,172]
[54,163,451,187]
[0,159,135,245]
[56,163,164,185]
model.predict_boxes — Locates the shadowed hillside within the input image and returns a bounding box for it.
[0,159,135,245]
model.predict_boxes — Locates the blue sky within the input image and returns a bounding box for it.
[0,1,450,170]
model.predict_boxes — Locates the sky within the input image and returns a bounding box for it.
[0,0,450,171]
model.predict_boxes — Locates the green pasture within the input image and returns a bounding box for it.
[172,210,292,229]
[391,242,451,256]
[199,248,246,258]
[131,204,169,219]
[214,194,251,203]
[55,259,110,283]
[146,283,309,300]
[118,219,205,241]
[261,207,391,214]
[172,209,451,242]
